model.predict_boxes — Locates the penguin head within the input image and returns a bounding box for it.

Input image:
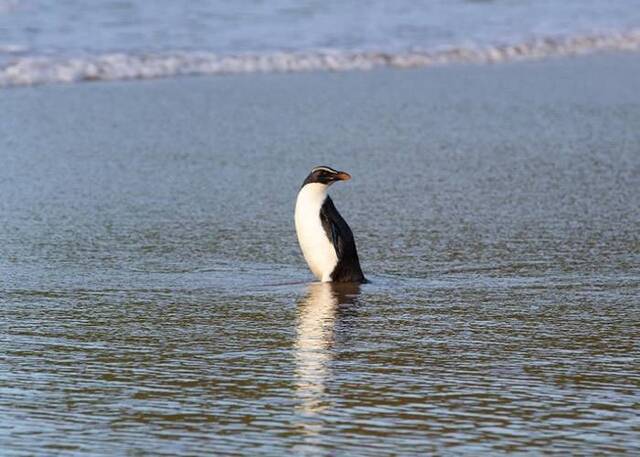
[302,166,351,187]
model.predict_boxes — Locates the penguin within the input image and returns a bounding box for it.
[295,166,366,283]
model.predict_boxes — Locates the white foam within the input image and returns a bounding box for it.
[1,30,640,88]
[0,44,26,53]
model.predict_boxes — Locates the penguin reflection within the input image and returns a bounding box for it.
[294,282,361,417]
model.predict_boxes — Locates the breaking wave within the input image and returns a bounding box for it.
[1,30,640,87]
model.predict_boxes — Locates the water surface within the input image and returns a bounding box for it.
[1,54,639,454]
[2,0,640,86]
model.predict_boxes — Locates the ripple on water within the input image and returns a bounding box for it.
[2,274,639,454]
[1,53,640,454]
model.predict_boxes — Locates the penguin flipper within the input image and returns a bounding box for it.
[319,196,366,283]
[330,223,342,258]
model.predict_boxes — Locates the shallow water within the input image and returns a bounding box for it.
[1,54,640,454]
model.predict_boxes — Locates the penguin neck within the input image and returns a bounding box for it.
[297,183,330,210]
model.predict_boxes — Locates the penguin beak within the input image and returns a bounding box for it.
[334,171,351,181]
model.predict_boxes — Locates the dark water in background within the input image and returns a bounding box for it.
[1,54,640,454]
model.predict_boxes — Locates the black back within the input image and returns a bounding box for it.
[319,196,366,283]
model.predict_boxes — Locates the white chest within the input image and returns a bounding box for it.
[295,184,338,282]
